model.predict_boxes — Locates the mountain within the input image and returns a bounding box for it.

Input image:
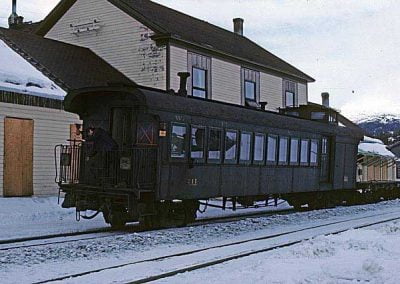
[352,113,400,144]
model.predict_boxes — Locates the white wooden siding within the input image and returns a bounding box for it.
[45,0,166,89]
[260,73,283,112]
[298,83,308,105]
[169,45,188,91]
[0,102,80,196]
[211,58,241,105]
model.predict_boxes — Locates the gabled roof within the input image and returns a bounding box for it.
[36,0,314,83]
[0,28,134,92]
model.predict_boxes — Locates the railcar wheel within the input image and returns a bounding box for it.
[109,212,127,229]
[103,208,127,229]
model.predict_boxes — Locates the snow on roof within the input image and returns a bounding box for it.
[358,136,395,158]
[0,39,66,100]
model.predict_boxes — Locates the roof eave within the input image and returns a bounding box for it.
[152,34,315,83]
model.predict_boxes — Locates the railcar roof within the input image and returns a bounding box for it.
[65,85,363,140]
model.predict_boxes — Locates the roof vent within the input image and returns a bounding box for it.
[321,92,330,108]
[8,0,24,28]
[177,72,190,97]
[233,18,244,36]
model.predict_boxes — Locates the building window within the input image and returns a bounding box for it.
[267,135,277,163]
[310,139,318,165]
[188,52,211,99]
[241,68,260,106]
[254,134,265,163]
[245,81,256,101]
[171,123,186,158]
[300,139,310,165]
[290,138,299,165]
[225,130,238,162]
[190,126,205,159]
[240,132,252,162]
[278,136,288,165]
[208,128,222,161]
[283,80,297,107]
[192,67,207,98]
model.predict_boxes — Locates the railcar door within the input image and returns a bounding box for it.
[320,137,330,182]
[134,114,158,189]
[111,107,134,149]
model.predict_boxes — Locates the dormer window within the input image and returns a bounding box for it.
[283,80,297,108]
[241,68,260,107]
[188,52,211,99]
[192,67,207,98]
[245,81,256,101]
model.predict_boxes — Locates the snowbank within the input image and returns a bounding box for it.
[358,136,395,158]
[0,39,66,99]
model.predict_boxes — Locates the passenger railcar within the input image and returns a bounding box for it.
[57,84,363,228]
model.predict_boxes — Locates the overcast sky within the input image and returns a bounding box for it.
[1,0,399,119]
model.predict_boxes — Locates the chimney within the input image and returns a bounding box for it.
[233,18,244,36]
[8,0,24,28]
[177,72,190,97]
[321,92,330,108]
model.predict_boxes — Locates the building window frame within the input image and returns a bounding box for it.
[192,67,207,99]
[241,67,260,106]
[283,79,298,108]
[188,52,211,99]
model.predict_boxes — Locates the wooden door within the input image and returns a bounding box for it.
[4,117,34,196]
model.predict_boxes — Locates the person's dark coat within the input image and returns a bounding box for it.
[86,128,118,155]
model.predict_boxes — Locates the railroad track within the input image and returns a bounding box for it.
[0,208,294,251]
[32,210,400,284]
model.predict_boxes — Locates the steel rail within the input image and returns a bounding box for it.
[32,210,400,284]
[0,208,294,251]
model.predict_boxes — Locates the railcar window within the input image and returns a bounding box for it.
[254,134,265,163]
[225,130,238,162]
[208,128,222,161]
[310,139,319,165]
[290,138,299,165]
[278,136,288,164]
[191,126,205,159]
[240,132,252,161]
[171,124,187,158]
[300,139,310,165]
[267,135,277,163]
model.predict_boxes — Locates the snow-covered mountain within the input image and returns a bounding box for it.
[351,113,400,144]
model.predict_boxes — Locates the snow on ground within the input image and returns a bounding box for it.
[0,197,107,240]
[0,39,66,99]
[0,197,289,241]
[1,199,400,283]
[160,221,400,284]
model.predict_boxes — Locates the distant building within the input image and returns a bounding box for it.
[388,142,400,180]
[357,137,397,182]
